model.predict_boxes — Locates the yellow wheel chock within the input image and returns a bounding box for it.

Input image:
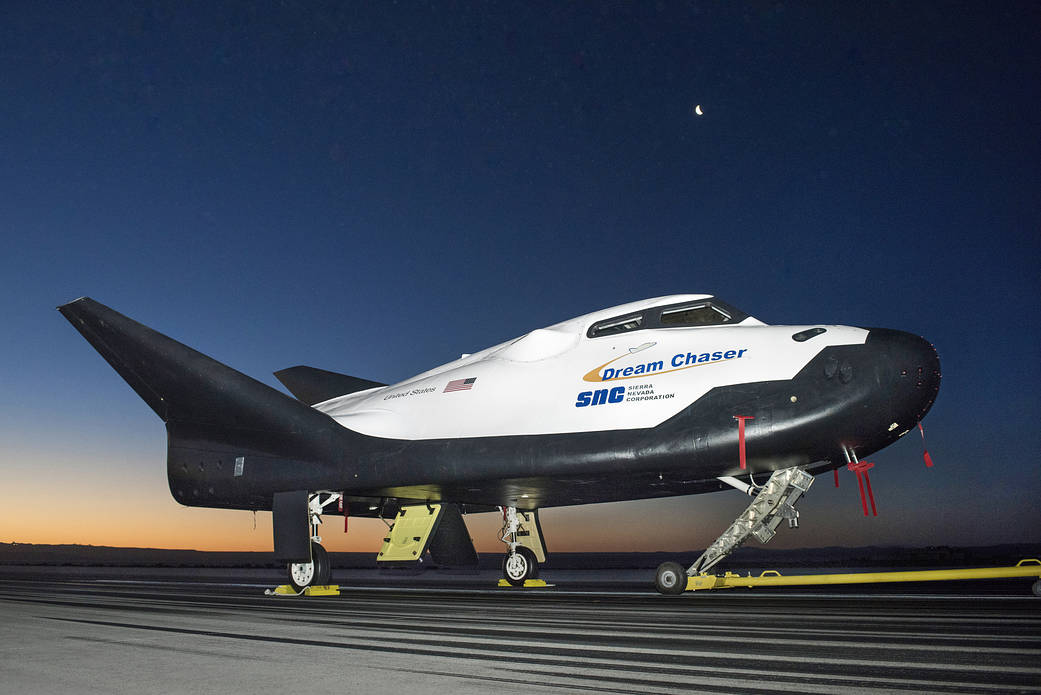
[497,579,552,588]
[267,584,340,596]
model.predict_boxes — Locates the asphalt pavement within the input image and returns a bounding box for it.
[0,568,1038,694]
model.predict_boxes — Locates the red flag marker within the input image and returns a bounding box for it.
[918,422,934,468]
[734,415,755,470]
[846,461,878,516]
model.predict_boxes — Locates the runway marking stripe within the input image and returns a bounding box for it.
[292,612,1040,656]
[39,615,1041,694]
[7,579,1040,695]
[500,664,1022,695]
[298,611,1037,646]
[303,604,1041,647]
[8,590,1032,653]
[45,616,1041,678]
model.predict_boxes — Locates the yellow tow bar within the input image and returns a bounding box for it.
[685,558,1041,592]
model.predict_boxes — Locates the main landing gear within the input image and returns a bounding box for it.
[499,507,547,586]
[655,467,814,595]
[285,492,340,592]
[273,493,547,590]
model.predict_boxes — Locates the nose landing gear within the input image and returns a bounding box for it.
[499,507,547,587]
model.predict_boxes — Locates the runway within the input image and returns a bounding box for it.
[1,569,1038,694]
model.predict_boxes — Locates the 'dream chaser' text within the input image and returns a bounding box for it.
[598,348,748,381]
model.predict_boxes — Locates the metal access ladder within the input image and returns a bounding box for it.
[687,467,814,576]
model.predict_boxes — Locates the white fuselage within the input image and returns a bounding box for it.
[316,295,869,440]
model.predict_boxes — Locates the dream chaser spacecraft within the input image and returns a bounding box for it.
[59,295,939,593]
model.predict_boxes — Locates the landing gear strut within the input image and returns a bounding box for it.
[499,507,546,586]
[285,492,340,591]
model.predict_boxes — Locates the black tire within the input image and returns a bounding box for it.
[655,561,687,595]
[313,542,331,586]
[286,541,329,591]
[524,547,540,580]
[1032,580,1041,597]
[502,547,539,586]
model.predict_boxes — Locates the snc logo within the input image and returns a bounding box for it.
[575,386,625,407]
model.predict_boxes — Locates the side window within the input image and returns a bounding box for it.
[660,303,732,327]
[588,313,643,338]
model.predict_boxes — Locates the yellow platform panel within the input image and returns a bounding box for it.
[378,504,443,563]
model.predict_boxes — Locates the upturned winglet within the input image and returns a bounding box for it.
[57,297,335,440]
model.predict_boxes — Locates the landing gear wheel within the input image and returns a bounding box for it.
[502,547,539,587]
[1032,580,1041,597]
[313,543,331,586]
[655,561,687,595]
[287,541,330,591]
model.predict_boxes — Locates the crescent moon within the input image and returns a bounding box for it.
[694,104,704,116]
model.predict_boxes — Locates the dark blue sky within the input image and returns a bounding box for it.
[1,2,1037,550]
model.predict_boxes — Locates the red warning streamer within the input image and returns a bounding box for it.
[846,461,878,516]
[734,416,755,470]
[918,422,934,468]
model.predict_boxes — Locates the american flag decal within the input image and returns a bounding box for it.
[444,377,477,393]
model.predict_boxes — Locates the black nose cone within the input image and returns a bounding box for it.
[865,328,941,427]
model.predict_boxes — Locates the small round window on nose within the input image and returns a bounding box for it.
[792,327,827,342]
[839,361,853,383]
[824,356,839,379]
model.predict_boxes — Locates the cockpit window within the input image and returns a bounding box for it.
[588,313,643,338]
[586,297,749,338]
[660,303,732,327]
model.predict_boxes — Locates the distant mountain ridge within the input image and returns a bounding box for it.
[2,542,1038,570]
